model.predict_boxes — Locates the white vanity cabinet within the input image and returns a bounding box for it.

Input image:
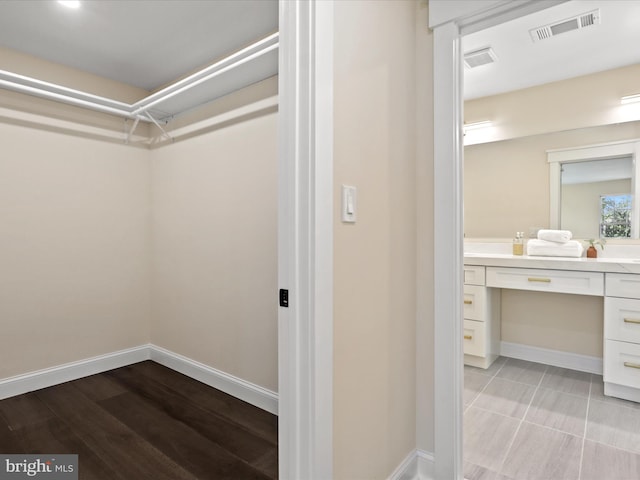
[463,265,501,369]
[604,273,640,403]
[464,252,640,403]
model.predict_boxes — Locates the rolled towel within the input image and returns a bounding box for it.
[526,239,584,258]
[537,229,573,243]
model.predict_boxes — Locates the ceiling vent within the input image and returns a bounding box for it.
[463,47,497,69]
[530,9,600,42]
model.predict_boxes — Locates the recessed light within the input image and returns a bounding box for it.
[58,0,81,9]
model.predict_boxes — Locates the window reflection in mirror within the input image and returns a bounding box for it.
[560,156,633,239]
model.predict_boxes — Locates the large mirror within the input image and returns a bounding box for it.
[464,121,640,239]
[561,157,633,238]
[462,0,640,241]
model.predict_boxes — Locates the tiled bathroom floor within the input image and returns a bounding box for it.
[464,357,640,480]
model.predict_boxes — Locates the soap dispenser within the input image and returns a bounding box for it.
[513,232,523,256]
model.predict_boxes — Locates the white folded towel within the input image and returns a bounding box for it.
[526,239,584,258]
[537,229,573,243]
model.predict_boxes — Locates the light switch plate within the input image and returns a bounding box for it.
[342,185,357,223]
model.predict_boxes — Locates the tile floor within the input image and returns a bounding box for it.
[464,356,640,480]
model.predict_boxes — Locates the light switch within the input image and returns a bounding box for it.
[342,185,357,223]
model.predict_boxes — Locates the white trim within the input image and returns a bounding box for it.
[547,138,640,164]
[388,450,419,480]
[278,0,334,478]
[500,341,603,375]
[417,450,436,480]
[0,345,150,400]
[431,1,568,478]
[0,344,279,415]
[433,20,465,480]
[149,345,278,414]
[604,382,640,403]
[387,449,435,480]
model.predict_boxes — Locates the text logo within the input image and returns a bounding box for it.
[0,455,77,480]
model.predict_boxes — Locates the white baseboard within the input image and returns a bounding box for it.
[0,344,279,415]
[388,449,434,480]
[0,345,151,400]
[500,341,603,374]
[149,344,278,415]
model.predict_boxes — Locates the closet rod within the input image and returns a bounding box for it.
[0,69,132,110]
[0,32,279,123]
[0,77,145,119]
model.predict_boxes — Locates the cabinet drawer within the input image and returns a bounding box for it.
[463,319,486,357]
[605,297,640,343]
[486,267,604,296]
[604,340,640,389]
[464,265,486,286]
[606,273,640,299]
[463,285,485,321]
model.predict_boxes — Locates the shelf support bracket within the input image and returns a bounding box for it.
[145,112,173,143]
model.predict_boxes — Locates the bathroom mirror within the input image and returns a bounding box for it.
[547,138,640,240]
[560,156,633,239]
[464,121,640,239]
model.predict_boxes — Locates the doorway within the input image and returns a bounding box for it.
[431,1,571,478]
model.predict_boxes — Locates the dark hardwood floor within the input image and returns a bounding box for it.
[0,361,278,480]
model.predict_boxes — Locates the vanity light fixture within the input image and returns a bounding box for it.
[463,120,493,131]
[621,94,640,105]
[58,0,81,9]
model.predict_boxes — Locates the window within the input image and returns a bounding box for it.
[600,194,632,238]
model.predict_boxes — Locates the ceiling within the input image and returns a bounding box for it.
[0,0,278,121]
[463,0,640,100]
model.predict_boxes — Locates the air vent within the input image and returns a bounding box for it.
[530,9,600,42]
[463,47,497,69]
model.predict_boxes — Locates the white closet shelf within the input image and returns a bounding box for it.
[0,31,279,137]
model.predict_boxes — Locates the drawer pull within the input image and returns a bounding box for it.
[464,300,473,305]
[464,335,473,340]
[623,318,640,325]
[624,362,640,370]
[528,277,551,283]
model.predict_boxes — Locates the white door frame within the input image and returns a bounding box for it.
[278,0,334,479]
[430,1,568,478]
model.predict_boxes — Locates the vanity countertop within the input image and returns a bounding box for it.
[464,253,640,274]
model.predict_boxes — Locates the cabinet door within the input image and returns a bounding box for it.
[486,267,604,296]
[463,319,486,357]
[605,297,640,343]
[604,339,640,389]
[606,273,640,300]
[464,265,485,286]
[463,285,485,321]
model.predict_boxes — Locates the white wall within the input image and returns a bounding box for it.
[333,1,419,478]
[150,107,278,392]
[0,122,151,378]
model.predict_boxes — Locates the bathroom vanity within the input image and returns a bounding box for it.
[463,253,640,403]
